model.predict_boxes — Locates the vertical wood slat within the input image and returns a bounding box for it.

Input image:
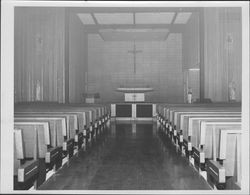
[199,8,205,102]
[14,8,65,103]
[64,8,69,103]
[204,8,241,102]
[69,13,87,103]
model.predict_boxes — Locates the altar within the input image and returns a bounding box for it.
[116,87,154,102]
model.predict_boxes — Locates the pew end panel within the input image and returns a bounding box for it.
[200,122,241,160]
[45,146,63,170]
[13,127,46,190]
[207,160,226,189]
[219,129,242,188]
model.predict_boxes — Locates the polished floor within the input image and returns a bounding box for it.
[39,121,211,190]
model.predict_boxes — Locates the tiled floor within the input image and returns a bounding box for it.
[38,121,211,190]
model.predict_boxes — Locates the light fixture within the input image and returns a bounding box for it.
[77,13,95,24]
[189,68,200,71]
[174,12,192,24]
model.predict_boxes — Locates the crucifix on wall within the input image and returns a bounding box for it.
[128,41,143,74]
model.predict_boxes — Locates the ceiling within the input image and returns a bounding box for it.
[75,8,196,41]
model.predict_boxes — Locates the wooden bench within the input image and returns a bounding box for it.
[158,103,240,122]
[15,113,76,157]
[13,122,50,189]
[207,129,241,189]
[178,114,240,143]
[158,111,240,148]
[174,112,240,143]
[14,117,65,170]
[156,103,242,190]
[192,121,241,167]
[69,106,109,141]
[14,102,110,145]
[14,128,39,190]
[157,104,240,138]
[15,106,108,151]
[181,116,241,157]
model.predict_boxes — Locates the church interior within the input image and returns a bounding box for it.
[1,1,249,193]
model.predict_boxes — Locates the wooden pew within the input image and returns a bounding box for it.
[158,112,240,151]
[14,117,64,170]
[14,128,39,190]
[156,103,242,190]
[180,116,241,158]
[13,122,50,189]
[157,104,240,127]
[15,113,75,158]
[175,112,239,141]
[191,120,241,168]
[186,117,240,148]
[69,105,110,143]
[14,102,109,128]
[58,107,98,144]
[157,104,240,140]
[199,121,241,158]
[207,129,241,189]
[178,114,240,144]
[69,106,108,141]
[158,103,240,123]
[67,105,110,142]
[15,106,106,151]
[14,102,109,150]
[170,108,240,124]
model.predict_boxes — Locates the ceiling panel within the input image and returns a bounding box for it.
[174,12,192,24]
[77,13,95,24]
[135,12,175,24]
[99,29,169,41]
[94,13,133,24]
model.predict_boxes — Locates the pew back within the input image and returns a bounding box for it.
[219,129,241,178]
[179,113,241,131]
[14,117,65,147]
[187,117,241,147]
[14,122,49,158]
[14,129,24,175]
[15,112,75,139]
[199,121,241,159]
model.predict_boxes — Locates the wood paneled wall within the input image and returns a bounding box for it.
[182,12,200,71]
[182,12,200,102]
[14,8,66,103]
[69,13,87,103]
[204,8,242,102]
[88,34,184,103]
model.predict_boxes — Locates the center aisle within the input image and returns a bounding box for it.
[39,121,211,190]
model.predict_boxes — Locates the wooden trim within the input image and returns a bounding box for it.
[83,23,184,31]
[68,7,199,14]
[65,8,70,103]
[171,12,178,24]
[91,13,98,25]
[199,8,205,102]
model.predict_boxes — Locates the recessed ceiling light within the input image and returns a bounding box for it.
[77,13,95,24]
[136,12,175,24]
[174,12,192,24]
[94,13,133,24]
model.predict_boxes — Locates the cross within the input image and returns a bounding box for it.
[132,93,137,101]
[128,41,142,74]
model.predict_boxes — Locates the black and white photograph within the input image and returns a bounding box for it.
[1,0,249,194]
